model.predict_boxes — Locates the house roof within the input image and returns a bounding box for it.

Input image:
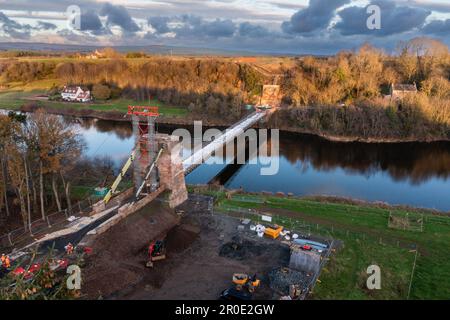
[62,86,89,93]
[77,91,90,99]
[392,83,417,92]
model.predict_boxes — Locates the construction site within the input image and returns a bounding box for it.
[0,88,333,300]
[80,193,332,300]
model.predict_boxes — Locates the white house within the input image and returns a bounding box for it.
[86,50,106,60]
[61,86,92,102]
[390,83,418,100]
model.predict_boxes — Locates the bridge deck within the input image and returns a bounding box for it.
[182,111,266,174]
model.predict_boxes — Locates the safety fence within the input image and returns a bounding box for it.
[211,205,419,300]
[0,197,97,252]
[204,206,335,300]
[215,204,419,251]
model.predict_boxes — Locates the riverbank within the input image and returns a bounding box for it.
[7,101,449,144]
[189,186,450,299]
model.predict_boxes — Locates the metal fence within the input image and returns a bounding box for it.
[212,204,419,300]
[215,204,419,252]
[205,206,335,300]
[0,197,96,251]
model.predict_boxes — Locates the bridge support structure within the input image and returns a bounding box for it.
[131,111,158,194]
[155,134,188,208]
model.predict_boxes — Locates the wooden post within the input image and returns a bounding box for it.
[407,249,419,300]
[7,232,13,246]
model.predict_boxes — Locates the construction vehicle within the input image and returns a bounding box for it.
[219,287,252,301]
[232,273,261,293]
[146,240,166,268]
[220,273,260,300]
[264,224,283,239]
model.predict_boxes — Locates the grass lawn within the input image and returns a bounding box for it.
[74,98,187,117]
[0,87,189,118]
[0,79,59,109]
[0,91,35,109]
[193,189,450,300]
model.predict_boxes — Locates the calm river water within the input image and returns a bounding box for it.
[8,112,450,211]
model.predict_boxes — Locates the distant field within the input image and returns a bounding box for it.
[0,81,188,117]
[0,78,59,109]
[0,90,40,109]
[193,189,450,300]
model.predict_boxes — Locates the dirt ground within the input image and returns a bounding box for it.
[81,199,180,299]
[82,194,292,300]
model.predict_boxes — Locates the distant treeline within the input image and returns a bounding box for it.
[0,38,449,140]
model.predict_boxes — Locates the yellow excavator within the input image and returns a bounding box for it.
[220,274,260,300]
[232,273,261,293]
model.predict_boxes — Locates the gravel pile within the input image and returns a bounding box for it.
[268,267,312,296]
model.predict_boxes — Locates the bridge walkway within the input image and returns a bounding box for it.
[182,110,267,174]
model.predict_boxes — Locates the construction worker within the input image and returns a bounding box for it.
[1,254,11,269]
[65,242,74,255]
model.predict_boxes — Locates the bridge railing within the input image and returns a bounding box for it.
[183,111,265,171]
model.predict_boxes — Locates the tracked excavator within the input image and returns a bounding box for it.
[146,240,166,268]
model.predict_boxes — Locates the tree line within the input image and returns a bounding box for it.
[278,39,449,140]
[0,110,84,231]
[0,37,449,139]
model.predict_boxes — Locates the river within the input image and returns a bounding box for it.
[6,112,450,211]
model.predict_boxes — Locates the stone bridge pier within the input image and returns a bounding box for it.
[155,134,188,208]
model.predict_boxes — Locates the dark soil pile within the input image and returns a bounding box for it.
[219,235,291,266]
[81,201,180,299]
[219,236,265,260]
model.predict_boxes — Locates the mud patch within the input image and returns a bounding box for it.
[81,200,180,299]
[219,236,265,260]
[166,224,200,254]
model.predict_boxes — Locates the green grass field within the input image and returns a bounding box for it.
[192,189,450,300]
[0,86,188,118]
[0,91,37,109]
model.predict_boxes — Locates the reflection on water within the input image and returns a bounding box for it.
[33,115,450,211]
[185,133,450,210]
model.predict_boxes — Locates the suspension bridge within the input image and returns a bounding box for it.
[1,85,280,256]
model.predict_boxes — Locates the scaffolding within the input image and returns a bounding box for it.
[128,106,160,196]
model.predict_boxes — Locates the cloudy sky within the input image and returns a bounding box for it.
[0,0,449,54]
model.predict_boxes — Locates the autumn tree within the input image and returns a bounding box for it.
[92,84,112,100]
[27,110,84,216]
